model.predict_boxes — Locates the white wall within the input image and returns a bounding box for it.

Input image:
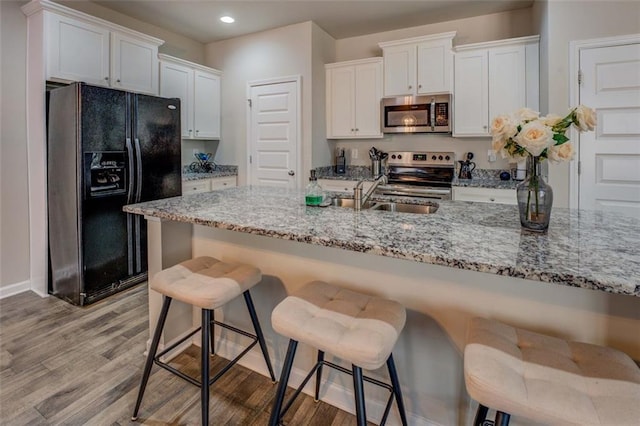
[0,1,30,292]
[205,21,335,186]
[539,0,640,208]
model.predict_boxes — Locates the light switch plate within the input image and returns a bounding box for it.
[488,149,497,163]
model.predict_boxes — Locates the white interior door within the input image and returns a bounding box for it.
[248,79,299,188]
[579,42,640,218]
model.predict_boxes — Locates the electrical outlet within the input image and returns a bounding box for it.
[488,149,497,163]
[351,148,358,160]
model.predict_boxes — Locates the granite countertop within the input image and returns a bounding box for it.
[124,186,640,297]
[452,169,519,189]
[182,165,238,181]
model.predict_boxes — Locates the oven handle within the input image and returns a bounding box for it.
[377,185,451,199]
[430,97,435,131]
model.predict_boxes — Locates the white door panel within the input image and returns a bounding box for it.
[579,42,640,218]
[249,80,298,188]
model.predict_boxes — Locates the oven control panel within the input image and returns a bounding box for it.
[387,151,455,166]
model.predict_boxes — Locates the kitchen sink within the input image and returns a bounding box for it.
[330,197,375,209]
[370,202,438,214]
[330,197,438,214]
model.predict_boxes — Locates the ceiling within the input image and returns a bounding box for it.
[89,0,534,44]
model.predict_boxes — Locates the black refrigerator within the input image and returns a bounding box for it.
[47,83,182,305]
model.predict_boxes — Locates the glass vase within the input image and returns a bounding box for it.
[516,155,553,232]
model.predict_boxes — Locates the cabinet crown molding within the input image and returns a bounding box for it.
[325,57,382,70]
[21,0,164,46]
[158,54,222,76]
[455,35,540,52]
[378,31,457,49]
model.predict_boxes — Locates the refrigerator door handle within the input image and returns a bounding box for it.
[125,138,135,205]
[134,138,143,203]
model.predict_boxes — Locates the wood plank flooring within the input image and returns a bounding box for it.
[0,285,366,425]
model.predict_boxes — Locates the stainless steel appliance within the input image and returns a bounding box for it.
[377,151,455,200]
[382,94,451,133]
[47,83,182,305]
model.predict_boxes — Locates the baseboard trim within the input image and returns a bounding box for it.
[199,335,434,426]
[0,280,32,299]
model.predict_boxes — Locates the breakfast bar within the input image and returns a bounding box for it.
[124,186,640,425]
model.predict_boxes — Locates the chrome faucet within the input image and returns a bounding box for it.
[353,174,388,211]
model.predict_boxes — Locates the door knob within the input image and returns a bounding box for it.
[288,170,295,176]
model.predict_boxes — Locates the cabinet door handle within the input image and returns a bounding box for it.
[490,198,495,202]
[418,84,422,89]
[117,79,121,83]
[408,85,412,89]
[288,170,295,176]
[355,128,359,132]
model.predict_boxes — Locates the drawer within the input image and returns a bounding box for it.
[210,176,237,190]
[182,179,211,194]
[453,187,516,205]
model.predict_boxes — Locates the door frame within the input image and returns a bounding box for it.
[568,33,640,209]
[246,75,302,188]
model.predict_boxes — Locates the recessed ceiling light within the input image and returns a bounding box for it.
[220,16,235,24]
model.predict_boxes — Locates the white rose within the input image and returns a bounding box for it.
[541,114,562,127]
[548,142,575,163]
[515,108,540,123]
[490,114,517,140]
[492,136,506,152]
[514,120,554,157]
[575,105,596,131]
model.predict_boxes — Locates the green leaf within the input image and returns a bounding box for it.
[553,133,569,144]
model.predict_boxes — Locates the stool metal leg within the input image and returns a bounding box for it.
[386,354,408,426]
[209,312,215,355]
[243,290,276,381]
[269,339,298,426]
[352,365,367,426]
[473,404,489,426]
[495,411,511,426]
[314,350,325,402]
[131,296,172,421]
[201,309,212,425]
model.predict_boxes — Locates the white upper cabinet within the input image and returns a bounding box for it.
[42,4,162,95]
[193,70,221,139]
[326,58,383,139]
[453,35,539,137]
[110,32,159,94]
[379,32,456,96]
[160,55,222,140]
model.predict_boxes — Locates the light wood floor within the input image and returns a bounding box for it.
[0,285,366,425]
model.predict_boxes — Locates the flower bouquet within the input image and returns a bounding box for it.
[490,105,596,232]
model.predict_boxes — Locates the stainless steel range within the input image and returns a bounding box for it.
[378,151,455,200]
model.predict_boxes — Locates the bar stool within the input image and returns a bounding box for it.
[269,280,408,426]
[131,256,276,424]
[464,317,640,426]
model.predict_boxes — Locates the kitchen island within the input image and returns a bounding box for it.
[124,186,640,425]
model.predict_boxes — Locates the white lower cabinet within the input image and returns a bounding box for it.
[182,179,210,195]
[318,179,373,194]
[453,187,517,205]
[183,176,237,195]
[210,176,237,190]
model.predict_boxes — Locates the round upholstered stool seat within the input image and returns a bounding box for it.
[269,281,408,426]
[464,317,640,426]
[272,280,406,370]
[132,256,275,425]
[152,256,262,309]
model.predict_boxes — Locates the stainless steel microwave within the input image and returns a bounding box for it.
[381,94,452,133]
